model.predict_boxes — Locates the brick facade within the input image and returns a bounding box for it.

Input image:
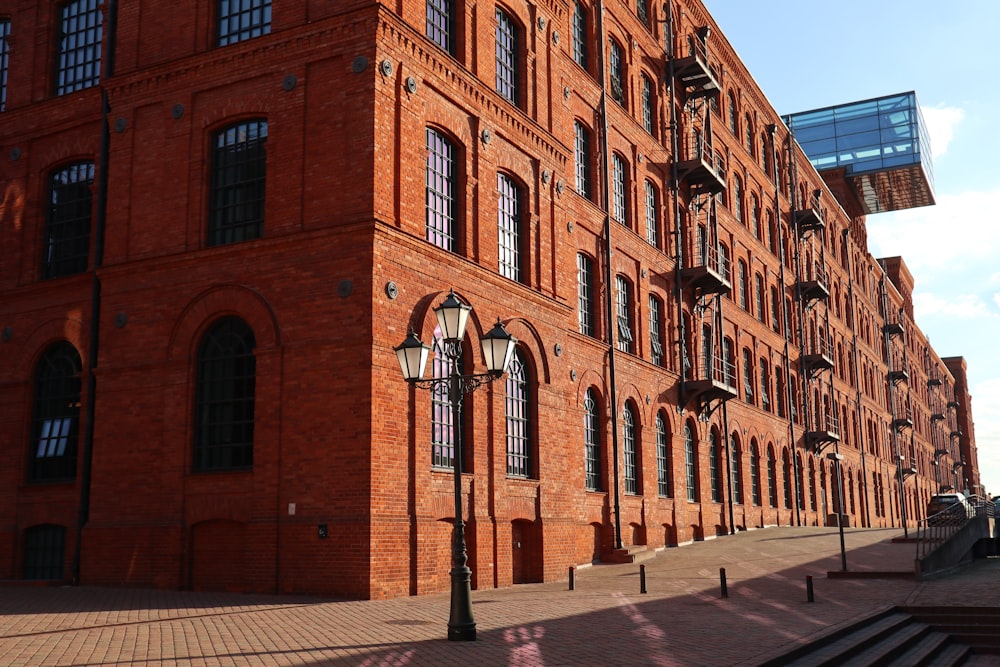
[0,0,979,599]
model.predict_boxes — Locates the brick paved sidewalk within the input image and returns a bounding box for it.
[1,526,997,666]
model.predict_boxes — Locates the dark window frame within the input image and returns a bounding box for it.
[217,0,272,47]
[29,342,82,482]
[54,0,102,96]
[497,173,523,282]
[209,119,267,247]
[505,348,532,478]
[426,127,458,252]
[43,162,94,280]
[494,7,519,106]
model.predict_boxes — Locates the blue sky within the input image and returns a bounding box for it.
[702,0,1000,495]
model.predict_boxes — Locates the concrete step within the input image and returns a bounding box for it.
[836,620,932,667]
[601,545,656,564]
[883,631,964,667]
[766,611,914,667]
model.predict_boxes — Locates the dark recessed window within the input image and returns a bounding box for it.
[426,128,457,252]
[609,38,625,105]
[495,8,518,105]
[218,0,271,46]
[641,74,654,135]
[194,317,256,472]
[623,403,638,494]
[23,525,66,580]
[649,294,663,367]
[497,173,522,282]
[0,19,11,111]
[54,0,102,95]
[43,162,93,280]
[505,348,532,478]
[577,253,596,337]
[30,342,81,482]
[612,153,628,226]
[572,2,587,70]
[685,424,697,501]
[209,120,267,246]
[426,0,455,54]
[615,275,634,354]
[644,180,658,246]
[574,121,592,199]
[656,413,671,497]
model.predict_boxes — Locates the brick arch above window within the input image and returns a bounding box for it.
[168,284,281,361]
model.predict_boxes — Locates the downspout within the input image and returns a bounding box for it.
[880,276,908,535]
[666,1,687,424]
[595,0,622,551]
[843,228,870,527]
[784,126,805,527]
[768,123,796,524]
[74,0,117,585]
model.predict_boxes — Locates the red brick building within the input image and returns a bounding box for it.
[0,0,980,599]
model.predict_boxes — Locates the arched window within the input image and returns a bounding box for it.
[623,402,639,494]
[649,294,664,367]
[641,73,654,134]
[426,127,458,251]
[737,259,749,310]
[767,446,778,507]
[750,440,761,506]
[644,180,659,246]
[730,435,743,504]
[574,121,593,199]
[431,324,464,470]
[505,348,532,478]
[571,2,588,70]
[760,131,771,178]
[656,412,671,497]
[612,153,629,226]
[615,275,634,353]
[497,173,524,282]
[731,174,743,222]
[609,38,625,105]
[210,119,267,247]
[577,253,596,336]
[194,317,256,472]
[30,342,82,481]
[44,162,94,279]
[727,92,737,134]
[685,424,698,502]
[495,7,520,105]
[744,113,754,156]
[584,388,602,491]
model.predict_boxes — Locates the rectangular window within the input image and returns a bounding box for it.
[584,390,601,491]
[743,349,754,405]
[637,0,648,25]
[612,154,627,225]
[218,0,272,46]
[0,19,10,111]
[572,2,587,69]
[656,417,670,497]
[44,162,94,279]
[755,274,766,323]
[497,174,521,281]
[644,181,658,246]
[641,75,653,134]
[431,335,460,469]
[574,121,591,199]
[426,128,456,251]
[615,276,633,353]
[495,9,518,105]
[609,40,624,105]
[760,359,771,412]
[209,120,267,246]
[685,431,697,502]
[577,253,595,336]
[623,407,637,494]
[426,0,454,53]
[649,295,663,366]
[55,0,102,95]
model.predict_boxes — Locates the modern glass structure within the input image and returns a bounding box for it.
[784,92,934,214]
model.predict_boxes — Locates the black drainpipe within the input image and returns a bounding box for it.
[73,0,116,585]
[842,227,870,527]
[784,125,805,527]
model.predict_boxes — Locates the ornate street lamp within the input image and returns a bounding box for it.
[394,291,517,642]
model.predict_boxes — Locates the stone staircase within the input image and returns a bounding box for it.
[601,544,657,564]
[758,607,1000,666]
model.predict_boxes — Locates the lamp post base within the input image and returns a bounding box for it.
[447,565,476,641]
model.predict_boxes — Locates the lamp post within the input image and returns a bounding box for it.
[826,451,848,571]
[394,290,517,642]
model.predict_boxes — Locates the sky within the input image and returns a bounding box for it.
[702,1,1000,495]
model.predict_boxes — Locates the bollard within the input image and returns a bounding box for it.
[720,567,728,599]
[640,563,647,594]
[569,566,575,591]
[806,575,814,603]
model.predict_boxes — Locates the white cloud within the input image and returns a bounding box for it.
[914,292,996,320]
[970,378,1000,495]
[920,105,965,159]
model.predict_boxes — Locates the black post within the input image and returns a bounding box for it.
[806,575,814,603]
[719,567,728,599]
[569,566,575,590]
[447,357,476,642]
[640,564,647,594]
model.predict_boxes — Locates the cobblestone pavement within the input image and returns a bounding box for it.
[2,526,998,666]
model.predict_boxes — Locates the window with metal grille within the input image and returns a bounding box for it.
[574,121,592,198]
[495,8,518,105]
[22,525,66,580]
[783,453,793,509]
[737,260,748,310]
[775,368,785,417]
[612,153,627,225]
[426,0,454,54]
[54,0,102,95]
[497,173,522,282]
[727,93,737,134]
[760,358,771,412]
[745,114,754,155]
[0,19,10,111]
[194,317,255,472]
[709,433,722,502]
[577,253,595,337]
[730,437,742,504]
[608,38,624,105]
[750,441,761,506]
[572,2,587,69]
[217,0,271,46]
[430,327,463,469]
[649,295,663,367]
[750,194,760,238]
[731,174,742,222]
[641,74,653,134]
[771,285,782,334]
[755,273,766,323]
[644,180,658,246]
[43,162,93,279]
[656,413,670,497]
[768,449,778,507]
[209,120,267,246]
[584,388,601,491]
[30,342,81,482]
[622,403,638,494]
[426,128,457,251]
[505,348,531,478]
[684,425,697,501]
[615,275,633,353]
